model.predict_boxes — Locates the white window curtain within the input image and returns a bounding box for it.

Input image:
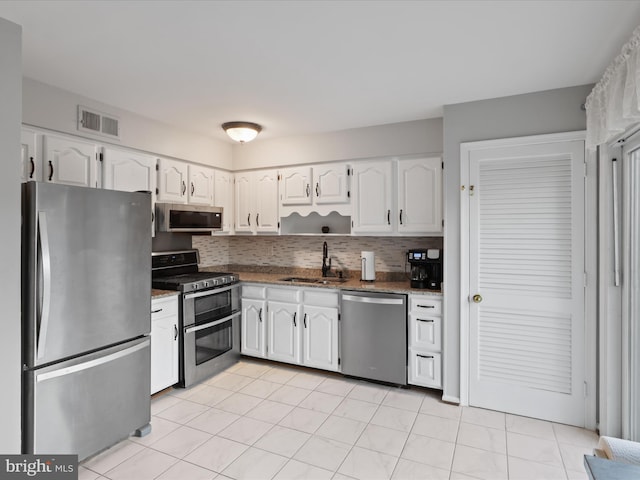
[586,25,640,150]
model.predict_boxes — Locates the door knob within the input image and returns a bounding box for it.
[472,294,483,303]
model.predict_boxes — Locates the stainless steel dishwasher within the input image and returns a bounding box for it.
[340,290,407,386]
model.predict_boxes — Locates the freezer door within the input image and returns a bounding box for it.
[23,337,151,461]
[22,182,152,368]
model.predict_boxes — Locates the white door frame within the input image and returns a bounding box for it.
[459,131,597,430]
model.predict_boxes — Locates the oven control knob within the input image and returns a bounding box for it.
[192,283,198,290]
[204,281,209,287]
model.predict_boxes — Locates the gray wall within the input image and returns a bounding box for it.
[233,118,443,169]
[23,78,233,170]
[0,17,22,453]
[442,84,593,402]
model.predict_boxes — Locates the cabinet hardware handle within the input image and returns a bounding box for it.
[29,157,35,178]
[303,313,307,328]
[191,182,195,195]
[315,183,320,197]
[174,324,178,340]
[151,211,155,223]
[387,209,391,225]
[151,308,163,314]
[417,354,434,359]
[247,213,251,226]
[399,209,403,225]
[306,184,310,197]
[256,213,260,227]
[48,160,54,181]
[259,308,263,322]
[293,312,297,327]
[182,181,186,195]
[417,318,434,322]
[417,304,435,309]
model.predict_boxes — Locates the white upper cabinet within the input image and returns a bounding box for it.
[21,129,41,182]
[102,148,156,194]
[43,134,99,188]
[157,157,189,203]
[214,170,234,233]
[281,167,312,205]
[314,163,349,204]
[351,160,393,234]
[235,169,279,234]
[397,157,443,234]
[188,164,214,205]
[102,147,157,235]
[279,163,350,214]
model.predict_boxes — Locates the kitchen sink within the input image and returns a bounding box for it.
[279,276,348,284]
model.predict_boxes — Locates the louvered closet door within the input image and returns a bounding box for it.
[468,139,585,426]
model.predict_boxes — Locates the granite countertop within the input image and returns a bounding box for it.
[151,289,180,299]
[230,271,442,296]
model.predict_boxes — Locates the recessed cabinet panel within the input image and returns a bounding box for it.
[411,316,442,351]
[267,301,301,364]
[351,161,393,233]
[409,349,442,388]
[21,130,40,182]
[235,170,279,234]
[303,305,339,371]
[397,157,442,234]
[214,171,234,233]
[241,298,266,358]
[188,165,214,205]
[151,296,179,394]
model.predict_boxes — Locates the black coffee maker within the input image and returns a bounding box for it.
[407,249,442,290]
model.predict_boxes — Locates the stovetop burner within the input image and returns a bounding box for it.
[152,250,239,293]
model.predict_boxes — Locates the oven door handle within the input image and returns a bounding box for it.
[184,311,240,334]
[183,283,240,300]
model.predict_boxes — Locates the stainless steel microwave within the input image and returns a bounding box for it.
[155,203,223,233]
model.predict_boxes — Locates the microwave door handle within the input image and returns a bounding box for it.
[37,211,52,360]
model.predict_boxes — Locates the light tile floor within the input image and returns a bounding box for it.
[79,358,598,480]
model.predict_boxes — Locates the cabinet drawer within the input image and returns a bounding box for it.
[409,314,441,351]
[409,296,442,316]
[408,349,442,388]
[267,287,300,303]
[151,296,178,321]
[304,289,339,307]
[242,284,266,299]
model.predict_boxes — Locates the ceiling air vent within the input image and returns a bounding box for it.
[78,105,121,140]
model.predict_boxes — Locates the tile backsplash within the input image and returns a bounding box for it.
[192,235,443,273]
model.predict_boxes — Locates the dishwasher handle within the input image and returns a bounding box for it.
[342,294,404,305]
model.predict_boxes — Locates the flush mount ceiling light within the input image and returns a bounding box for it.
[221,121,262,143]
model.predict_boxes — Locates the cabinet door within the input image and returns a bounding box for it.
[21,129,40,182]
[151,297,179,394]
[408,349,442,388]
[103,148,157,235]
[43,134,98,187]
[157,158,188,203]
[315,164,349,204]
[267,301,301,364]
[234,172,253,233]
[302,305,339,371]
[281,167,312,205]
[188,165,214,205]
[351,161,393,233]
[241,298,266,358]
[398,157,442,233]
[410,315,442,351]
[255,170,279,233]
[214,170,234,233]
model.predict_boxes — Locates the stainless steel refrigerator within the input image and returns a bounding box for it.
[22,182,152,461]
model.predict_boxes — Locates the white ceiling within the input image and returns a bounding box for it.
[1,1,639,143]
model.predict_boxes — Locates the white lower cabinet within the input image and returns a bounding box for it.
[151,295,179,394]
[241,284,339,372]
[408,294,443,389]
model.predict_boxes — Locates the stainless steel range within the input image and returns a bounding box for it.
[152,250,240,387]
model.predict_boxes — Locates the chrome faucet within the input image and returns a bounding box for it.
[322,241,332,277]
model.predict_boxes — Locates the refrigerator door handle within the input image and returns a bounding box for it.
[36,340,148,383]
[37,211,52,360]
